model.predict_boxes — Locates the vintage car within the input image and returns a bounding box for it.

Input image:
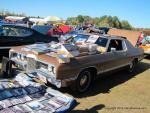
[8,33,144,93]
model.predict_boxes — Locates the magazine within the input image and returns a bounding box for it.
[0,105,3,110]
[27,100,45,111]
[36,110,50,113]
[1,90,13,99]
[12,81,21,88]
[1,82,10,89]
[18,95,32,103]
[15,88,28,96]
[0,99,12,108]
[0,108,14,113]
[0,84,4,91]
[9,97,22,105]
[8,82,15,88]
[10,106,24,113]
[44,93,54,99]
[42,102,56,112]
[9,89,23,97]
[24,86,40,95]
[17,80,30,87]
[29,93,43,99]
[36,107,55,113]
[42,99,62,111]
[17,104,33,113]
[3,99,13,107]
[52,96,69,106]
[37,96,47,102]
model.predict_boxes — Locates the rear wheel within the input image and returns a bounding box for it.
[127,60,136,73]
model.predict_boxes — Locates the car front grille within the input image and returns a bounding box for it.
[26,57,37,72]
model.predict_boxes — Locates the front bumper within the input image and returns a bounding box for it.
[23,69,76,88]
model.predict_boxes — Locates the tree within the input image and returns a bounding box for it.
[76,15,84,23]
[121,20,132,30]
[65,15,133,29]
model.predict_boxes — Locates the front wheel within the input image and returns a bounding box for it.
[75,70,93,93]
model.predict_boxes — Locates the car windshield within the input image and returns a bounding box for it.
[95,37,108,47]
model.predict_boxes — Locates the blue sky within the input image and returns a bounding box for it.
[0,0,149,28]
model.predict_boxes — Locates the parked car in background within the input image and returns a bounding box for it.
[9,33,144,93]
[0,24,58,57]
[138,36,150,55]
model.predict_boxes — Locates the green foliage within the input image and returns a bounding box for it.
[0,9,26,17]
[66,15,133,30]
[121,20,133,30]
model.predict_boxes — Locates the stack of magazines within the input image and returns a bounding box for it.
[0,73,76,113]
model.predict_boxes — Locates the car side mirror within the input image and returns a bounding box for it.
[111,48,116,52]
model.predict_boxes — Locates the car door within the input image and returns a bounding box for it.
[100,39,128,73]
[0,25,35,48]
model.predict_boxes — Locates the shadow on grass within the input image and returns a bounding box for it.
[68,104,105,113]
[60,61,150,98]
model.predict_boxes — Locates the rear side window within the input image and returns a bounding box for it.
[1,26,33,37]
[107,39,124,52]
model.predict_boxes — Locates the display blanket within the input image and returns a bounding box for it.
[0,73,76,113]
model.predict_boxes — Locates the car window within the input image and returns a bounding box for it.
[95,38,108,47]
[107,39,124,52]
[1,26,33,37]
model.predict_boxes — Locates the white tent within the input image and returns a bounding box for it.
[5,16,27,21]
[29,18,45,23]
[44,16,61,22]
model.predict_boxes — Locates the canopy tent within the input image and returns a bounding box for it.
[44,16,61,23]
[5,16,29,22]
[29,18,45,23]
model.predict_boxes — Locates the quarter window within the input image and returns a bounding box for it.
[107,39,125,52]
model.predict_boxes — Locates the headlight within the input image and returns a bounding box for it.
[9,52,17,58]
[17,54,21,59]
[37,61,48,69]
[48,65,56,75]
[20,54,27,60]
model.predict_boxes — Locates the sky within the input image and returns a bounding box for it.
[0,0,149,28]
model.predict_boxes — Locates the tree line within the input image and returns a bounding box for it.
[0,10,133,30]
[0,10,40,18]
[66,15,133,30]
[0,10,26,17]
